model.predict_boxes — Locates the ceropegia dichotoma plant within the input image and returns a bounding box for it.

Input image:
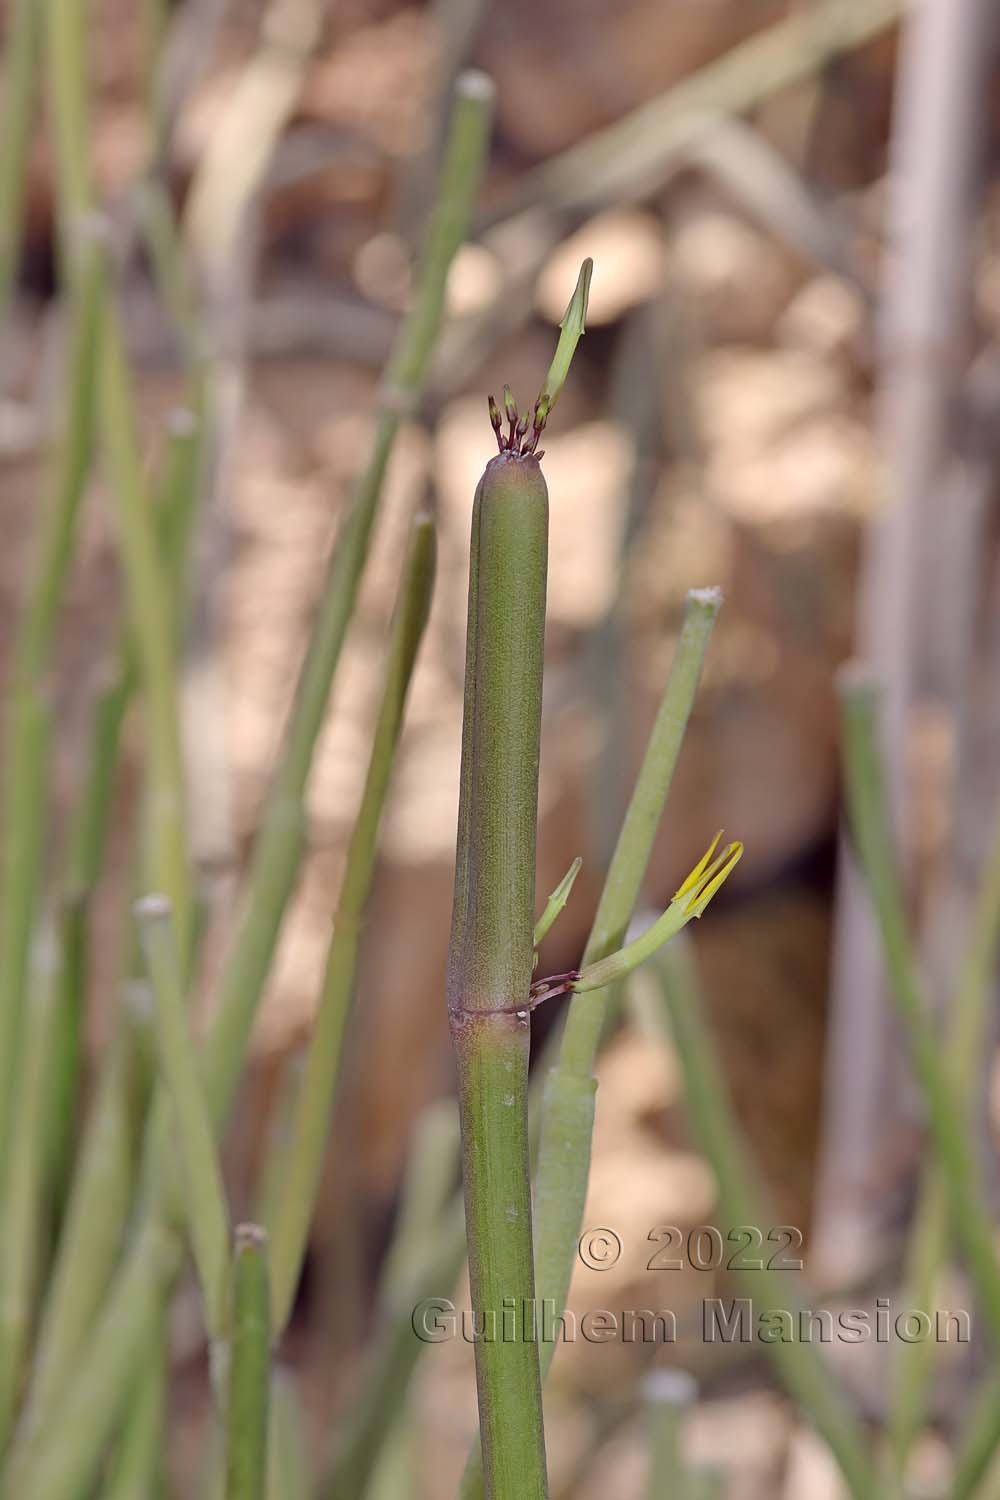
[446,259,742,1500]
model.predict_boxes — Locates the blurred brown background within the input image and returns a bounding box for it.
[2,0,999,1494]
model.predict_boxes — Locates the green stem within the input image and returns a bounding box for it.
[102,1305,167,1500]
[0,689,52,1175]
[460,585,723,1500]
[225,1226,272,1500]
[447,446,550,1499]
[136,896,230,1340]
[0,0,42,331]
[3,1215,180,1500]
[648,939,878,1500]
[685,1469,726,1500]
[15,403,205,1440]
[533,858,583,948]
[201,70,492,1127]
[642,1369,695,1500]
[267,1369,310,1500]
[0,238,102,1175]
[6,70,492,1500]
[536,591,721,1301]
[323,1112,464,1499]
[887,793,1000,1479]
[101,304,194,959]
[18,1025,150,1447]
[268,516,436,1333]
[0,925,63,1448]
[840,673,1000,1343]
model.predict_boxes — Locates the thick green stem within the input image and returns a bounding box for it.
[225,1226,272,1500]
[447,452,550,1499]
[268,517,436,1333]
[460,586,722,1500]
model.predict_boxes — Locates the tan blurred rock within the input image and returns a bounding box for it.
[782,1427,850,1500]
[667,202,802,344]
[777,274,867,363]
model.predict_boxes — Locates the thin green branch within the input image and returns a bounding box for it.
[533,857,583,948]
[645,939,879,1500]
[18,1024,151,1448]
[0,0,42,329]
[887,791,1000,1479]
[535,258,593,425]
[0,926,63,1449]
[0,238,102,1175]
[136,895,230,1340]
[840,672,1000,1345]
[323,1112,465,1499]
[268,516,436,1334]
[2,1216,181,1500]
[202,69,493,1126]
[101,305,193,959]
[569,833,741,992]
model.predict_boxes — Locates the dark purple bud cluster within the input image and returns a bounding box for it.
[487,386,547,461]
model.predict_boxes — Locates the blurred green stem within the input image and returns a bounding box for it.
[268,517,436,1334]
[887,791,1000,1480]
[0,0,42,329]
[7,75,493,1498]
[534,591,721,1340]
[101,304,194,958]
[646,939,878,1500]
[643,1369,695,1500]
[840,673,1000,1342]
[137,896,230,1340]
[0,926,63,1449]
[102,1307,167,1500]
[225,1226,272,1500]
[0,239,102,1178]
[200,69,493,1128]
